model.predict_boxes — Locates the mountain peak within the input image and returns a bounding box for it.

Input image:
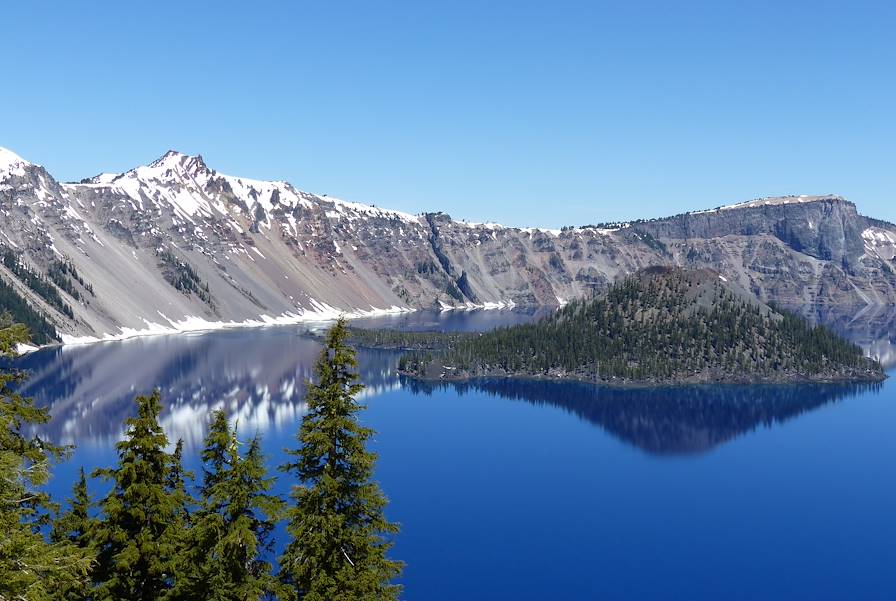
[148,149,206,169]
[131,150,212,184]
[0,147,31,172]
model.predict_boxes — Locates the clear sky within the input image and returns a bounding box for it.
[2,0,893,227]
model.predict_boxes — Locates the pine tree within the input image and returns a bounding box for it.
[167,439,194,531]
[279,318,403,601]
[0,318,93,599]
[52,468,96,547]
[92,390,187,601]
[51,467,99,600]
[177,410,283,600]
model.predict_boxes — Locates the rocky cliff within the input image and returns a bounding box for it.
[1,147,894,343]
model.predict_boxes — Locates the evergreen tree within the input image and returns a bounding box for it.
[50,467,99,600]
[52,468,97,546]
[279,318,403,601]
[167,439,194,530]
[92,390,187,601]
[0,319,92,599]
[177,410,283,600]
[392,268,882,383]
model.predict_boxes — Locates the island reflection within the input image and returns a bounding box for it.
[17,306,891,455]
[403,377,884,455]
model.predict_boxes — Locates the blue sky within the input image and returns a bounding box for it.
[2,0,893,227]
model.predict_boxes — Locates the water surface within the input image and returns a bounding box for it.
[19,307,896,600]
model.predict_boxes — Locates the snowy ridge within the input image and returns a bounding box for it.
[69,150,421,232]
[325,195,420,224]
[693,194,845,214]
[0,147,31,179]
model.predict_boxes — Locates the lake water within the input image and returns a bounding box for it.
[18,307,896,600]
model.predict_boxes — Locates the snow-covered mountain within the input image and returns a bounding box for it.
[2,146,895,344]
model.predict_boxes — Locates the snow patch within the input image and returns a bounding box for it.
[57,303,414,347]
[438,299,518,312]
[693,195,844,214]
[0,147,31,179]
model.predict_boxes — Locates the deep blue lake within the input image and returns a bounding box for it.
[18,307,896,600]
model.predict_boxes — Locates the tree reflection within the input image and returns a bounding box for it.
[404,377,883,455]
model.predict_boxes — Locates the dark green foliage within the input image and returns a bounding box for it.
[47,263,81,301]
[92,391,191,601]
[399,269,883,383]
[51,467,99,600]
[177,410,283,600]
[52,468,98,548]
[157,250,213,304]
[1,247,74,319]
[0,277,58,343]
[280,318,403,601]
[1,320,408,599]
[0,320,92,598]
[346,326,468,351]
[48,258,94,300]
[167,439,194,532]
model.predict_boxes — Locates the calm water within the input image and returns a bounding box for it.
[17,308,896,600]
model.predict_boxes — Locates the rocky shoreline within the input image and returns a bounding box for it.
[397,364,888,388]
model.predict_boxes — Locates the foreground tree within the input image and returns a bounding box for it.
[0,319,92,599]
[279,318,403,601]
[51,468,97,548]
[177,410,283,600]
[50,467,99,600]
[92,390,190,601]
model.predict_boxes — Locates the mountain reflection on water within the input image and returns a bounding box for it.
[404,377,884,455]
[18,329,401,450]
[16,305,895,455]
[791,303,896,368]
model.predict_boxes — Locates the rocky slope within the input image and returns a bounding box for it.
[1,146,895,343]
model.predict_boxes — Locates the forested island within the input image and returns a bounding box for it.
[350,267,885,386]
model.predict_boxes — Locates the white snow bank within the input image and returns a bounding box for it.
[438,299,517,312]
[56,302,414,348]
[14,343,39,355]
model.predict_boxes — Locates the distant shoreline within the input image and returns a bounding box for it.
[397,368,888,388]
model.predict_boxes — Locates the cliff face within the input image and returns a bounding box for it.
[640,198,896,306]
[1,147,894,341]
[636,196,867,265]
